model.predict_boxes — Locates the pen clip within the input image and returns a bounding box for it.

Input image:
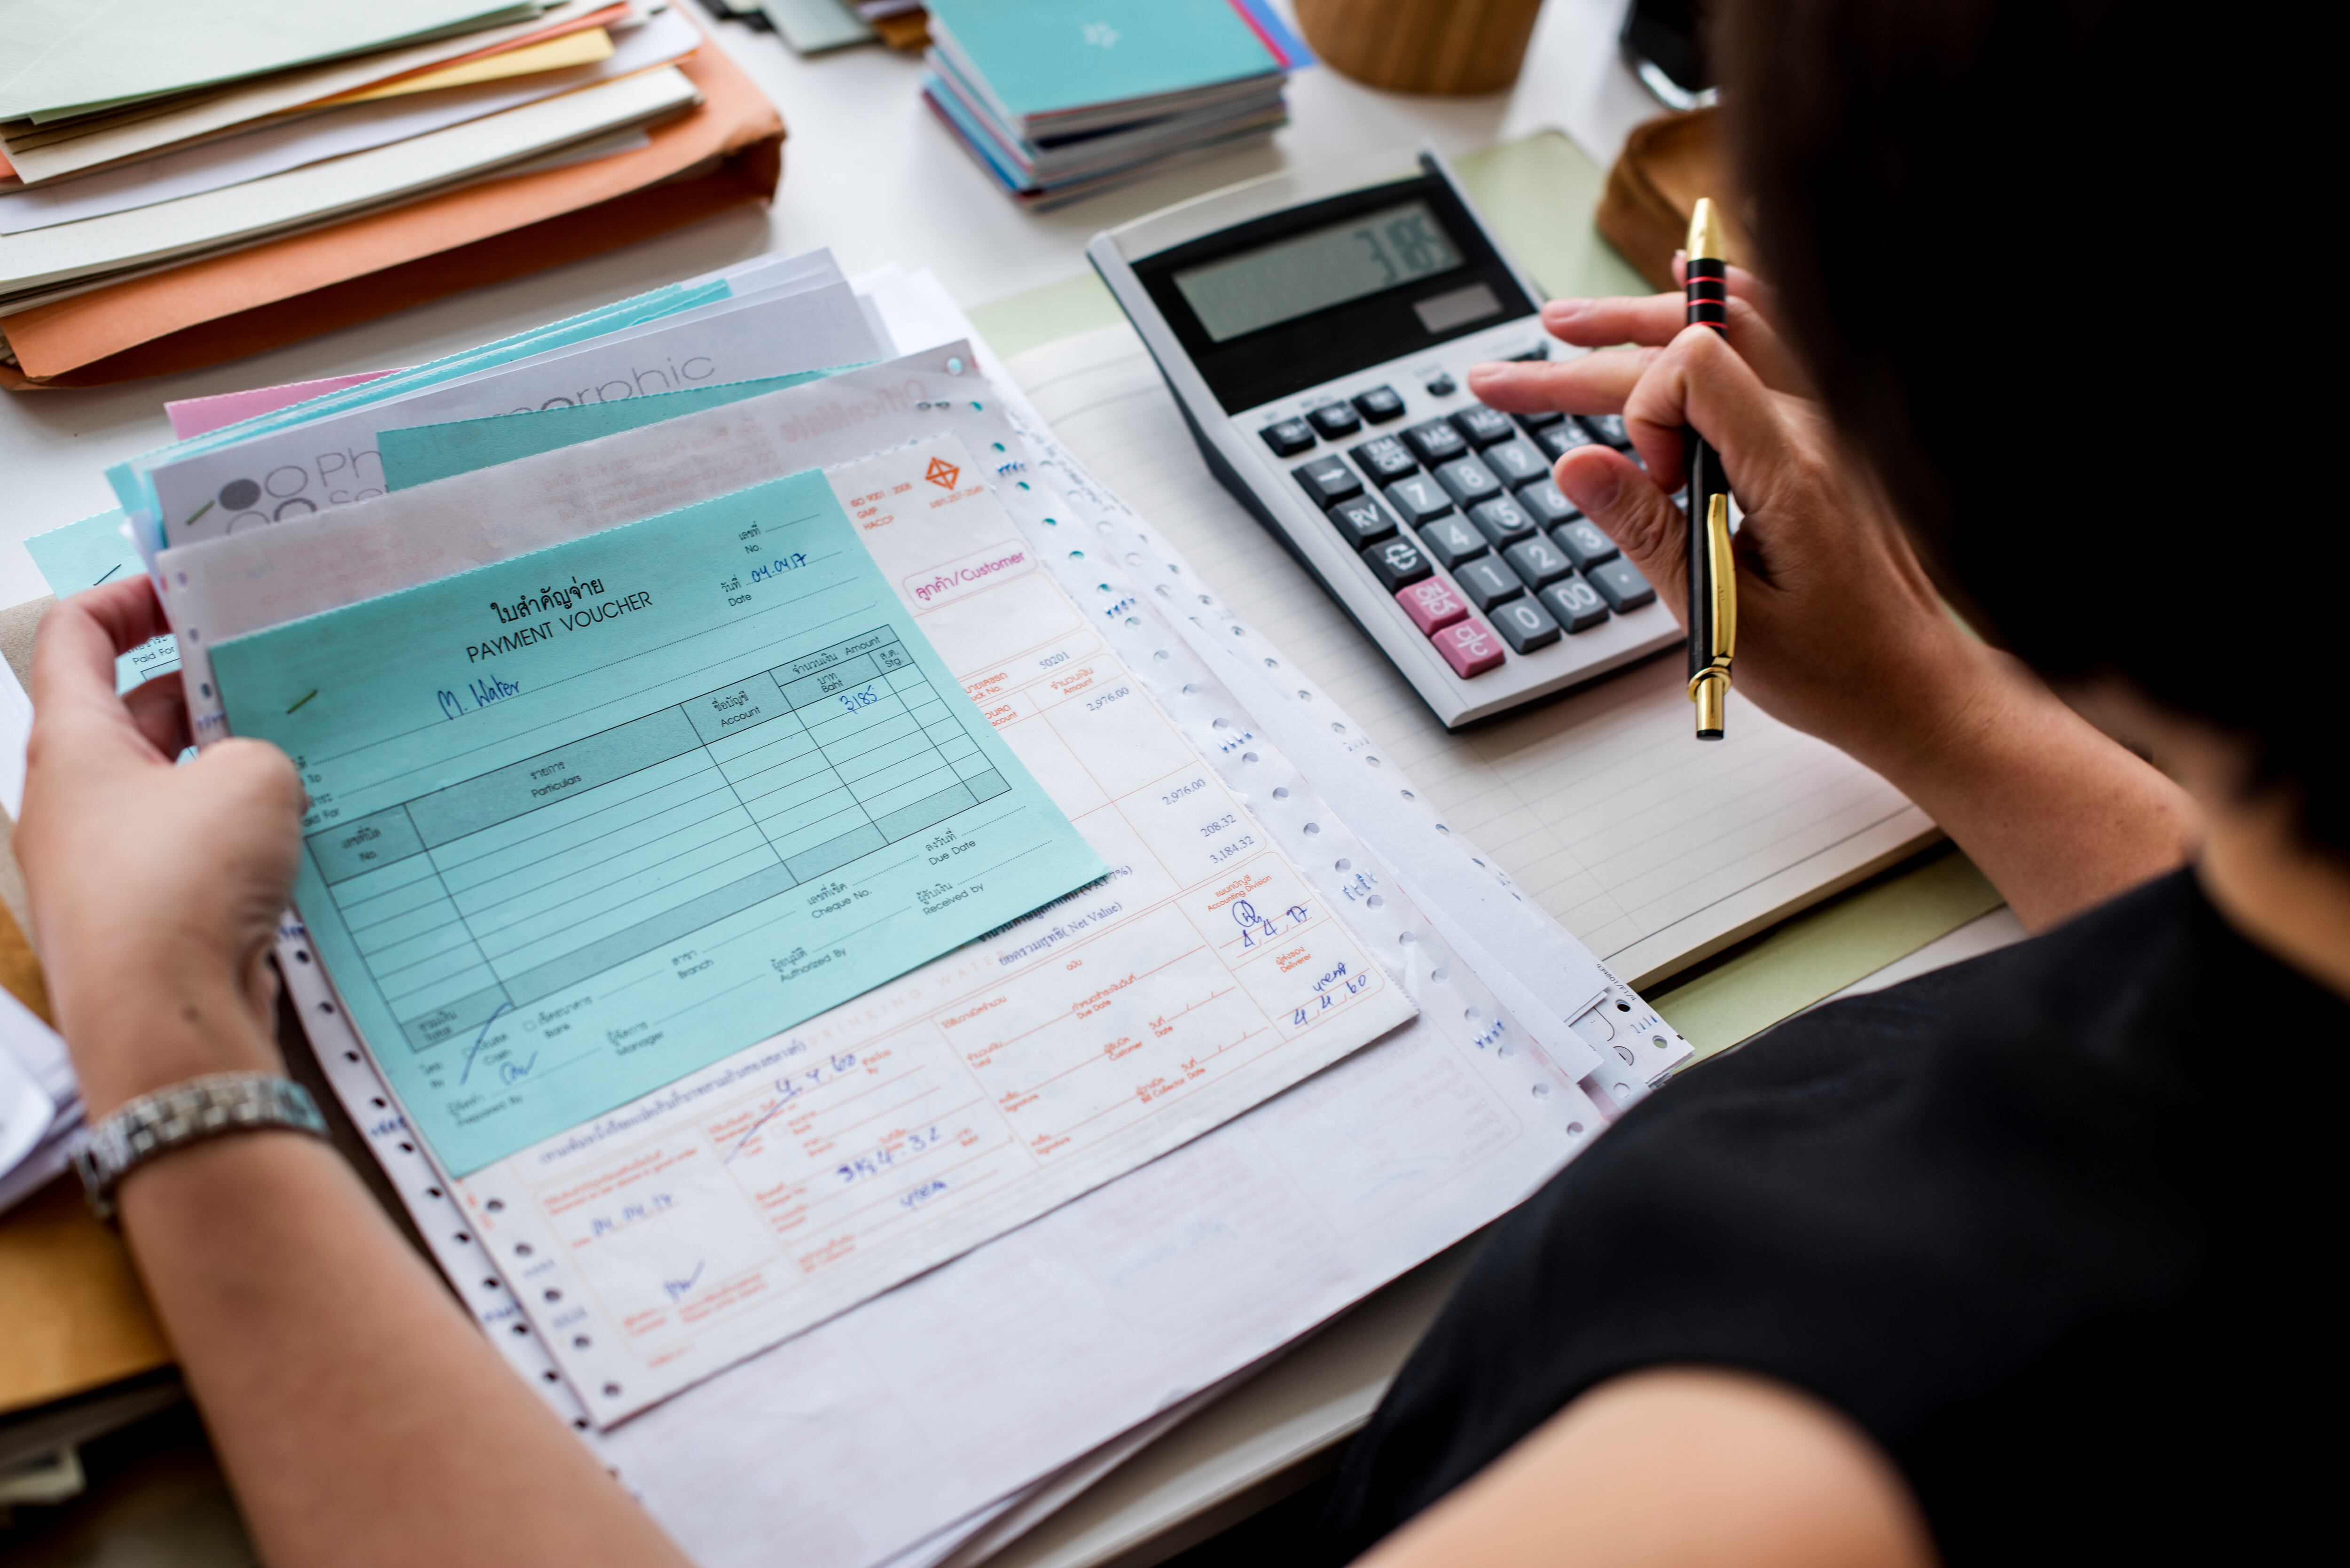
[1687,492,1736,738]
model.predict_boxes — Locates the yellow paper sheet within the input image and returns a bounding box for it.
[327,26,614,105]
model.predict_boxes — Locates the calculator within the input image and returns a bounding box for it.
[1089,148,1678,728]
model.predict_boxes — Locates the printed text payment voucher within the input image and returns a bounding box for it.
[210,468,1106,1174]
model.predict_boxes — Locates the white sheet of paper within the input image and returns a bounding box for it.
[1003,323,1935,986]
[0,67,699,297]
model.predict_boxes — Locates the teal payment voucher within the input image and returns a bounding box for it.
[209,469,1107,1174]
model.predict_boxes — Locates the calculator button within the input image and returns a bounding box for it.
[1353,385,1405,423]
[1402,418,1468,466]
[1348,435,1418,484]
[1433,620,1507,679]
[1292,455,1362,508]
[1383,475,1455,525]
[1491,595,1561,653]
[1533,421,1600,461]
[1482,437,1549,488]
[1589,557,1656,610]
[1425,374,1457,398]
[1433,456,1503,509]
[1449,405,1515,447]
[1503,535,1574,589]
[1540,575,1613,632]
[1308,402,1362,439]
[1396,576,1470,635]
[1551,518,1619,570]
[1517,479,1578,529]
[1514,408,1567,431]
[1578,413,1634,449]
[1466,495,1536,549]
[1261,418,1314,456]
[1417,514,1488,569]
[1362,534,1434,591]
[1452,555,1525,612]
[1326,494,1398,550]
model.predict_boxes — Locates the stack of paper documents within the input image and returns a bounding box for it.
[10,258,1694,1566]
[0,1,785,388]
[0,985,76,1214]
[921,0,1309,209]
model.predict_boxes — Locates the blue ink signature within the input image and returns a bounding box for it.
[459,1003,516,1087]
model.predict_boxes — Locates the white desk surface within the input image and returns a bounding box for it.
[0,0,1665,609]
[0,7,1684,1563]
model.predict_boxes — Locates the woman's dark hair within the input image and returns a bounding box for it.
[1718,0,2340,849]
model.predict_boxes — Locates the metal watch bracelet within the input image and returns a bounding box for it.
[72,1072,331,1220]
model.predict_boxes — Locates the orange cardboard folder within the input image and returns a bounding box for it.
[0,40,784,390]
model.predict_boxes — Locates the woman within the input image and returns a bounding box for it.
[15,0,2323,1562]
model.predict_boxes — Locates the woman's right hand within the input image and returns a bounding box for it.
[1467,271,1989,774]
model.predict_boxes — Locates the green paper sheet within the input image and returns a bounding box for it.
[209,468,1106,1174]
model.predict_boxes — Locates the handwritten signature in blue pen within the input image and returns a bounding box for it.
[661,1262,706,1303]
[459,1003,516,1087]
[722,1052,858,1163]
[1231,898,1313,949]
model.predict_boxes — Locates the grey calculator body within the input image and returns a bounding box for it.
[1088,148,1678,729]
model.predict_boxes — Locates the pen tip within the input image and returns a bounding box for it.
[1685,197,1727,264]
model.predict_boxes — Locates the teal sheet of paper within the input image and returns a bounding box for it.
[207,469,1107,1175]
[377,371,832,491]
[23,509,180,694]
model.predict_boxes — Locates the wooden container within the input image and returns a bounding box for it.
[1294,0,1547,95]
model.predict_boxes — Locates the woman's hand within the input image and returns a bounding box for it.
[1465,271,2197,929]
[16,577,306,1117]
[1468,270,1979,771]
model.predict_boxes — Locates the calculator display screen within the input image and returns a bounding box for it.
[1171,200,1464,344]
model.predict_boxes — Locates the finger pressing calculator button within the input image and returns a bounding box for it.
[1349,435,1418,484]
[1578,413,1634,449]
[1589,557,1656,610]
[1481,437,1548,489]
[1491,595,1561,653]
[1449,405,1515,447]
[1353,385,1406,423]
[1363,534,1434,591]
[1467,495,1536,548]
[1292,455,1363,507]
[1308,402,1362,438]
[1503,535,1573,589]
[1417,514,1488,569]
[1433,620,1507,679]
[1551,518,1619,569]
[1533,421,1600,461]
[1396,576,1470,635]
[1433,455,1502,509]
[1517,479,1578,530]
[1540,574,1613,632]
[1326,494,1398,550]
[1384,474,1454,525]
[1453,555,1525,611]
[1402,418,1468,466]
[1261,418,1315,455]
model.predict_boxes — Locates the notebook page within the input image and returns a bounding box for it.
[1005,324,1935,985]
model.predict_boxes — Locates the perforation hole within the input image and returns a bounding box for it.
[1616,1001,1632,1012]
[1567,1121,1586,1135]
[1271,787,1289,801]
[1242,751,1259,764]
[1302,822,1319,835]
[1396,928,1412,942]
[603,1382,622,1398]
[1430,967,1449,983]
[1532,1083,1551,1099]
[515,1243,533,1257]
[486,1198,504,1213]
[573,1334,591,1350]
[1367,895,1384,909]
[1334,858,1351,872]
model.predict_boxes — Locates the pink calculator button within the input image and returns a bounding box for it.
[1396,577,1469,634]
[1433,620,1506,678]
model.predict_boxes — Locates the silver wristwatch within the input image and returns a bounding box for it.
[72,1072,331,1220]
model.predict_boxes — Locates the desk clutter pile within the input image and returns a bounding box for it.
[0,0,783,388]
[920,0,1309,207]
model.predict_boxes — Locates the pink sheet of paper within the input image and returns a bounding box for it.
[164,369,400,438]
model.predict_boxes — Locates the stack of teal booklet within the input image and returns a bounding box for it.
[921,0,1312,208]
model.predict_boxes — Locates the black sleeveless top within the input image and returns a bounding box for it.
[1317,870,2335,1561]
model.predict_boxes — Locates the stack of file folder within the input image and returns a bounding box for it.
[0,0,784,389]
[922,0,1309,209]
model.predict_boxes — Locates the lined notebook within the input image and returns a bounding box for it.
[1004,324,1935,986]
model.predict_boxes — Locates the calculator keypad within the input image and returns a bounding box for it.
[1261,372,1660,686]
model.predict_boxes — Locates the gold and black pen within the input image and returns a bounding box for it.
[1683,198,1736,740]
